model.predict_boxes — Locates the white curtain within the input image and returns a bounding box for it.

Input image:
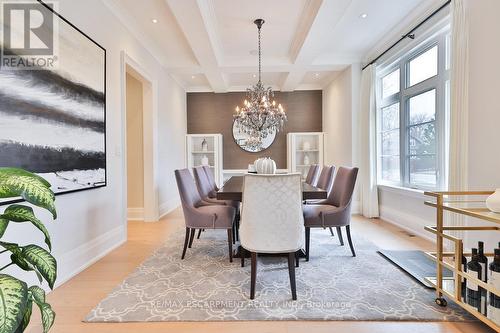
[358,65,379,218]
[449,0,469,192]
[448,0,469,241]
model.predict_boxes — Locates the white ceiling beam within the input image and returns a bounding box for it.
[281,0,352,91]
[165,0,227,92]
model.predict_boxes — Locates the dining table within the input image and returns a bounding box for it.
[216,175,328,258]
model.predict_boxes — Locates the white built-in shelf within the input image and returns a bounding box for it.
[295,149,319,152]
[191,151,215,154]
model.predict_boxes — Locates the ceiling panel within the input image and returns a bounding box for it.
[213,0,308,62]
[118,0,198,67]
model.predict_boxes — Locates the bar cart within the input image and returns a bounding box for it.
[424,191,500,331]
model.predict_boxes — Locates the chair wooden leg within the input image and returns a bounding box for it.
[188,228,195,248]
[241,247,246,267]
[235,214,240,241]
[346,225,356,257]
[295,251,299,268]
[336,227,344,246]
[288,252,297,300]
[329,227,335,236]
[305,227,311,262]
[197,229,202,239]
[250,252,257,299]
[232,221,236,244]
[227,229,233,262]
[181,228,190,259]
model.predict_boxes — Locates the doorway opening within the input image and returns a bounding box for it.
[122,52,159,223]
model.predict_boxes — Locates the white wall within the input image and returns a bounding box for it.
[322,64,361,212]
[0,0,186,289]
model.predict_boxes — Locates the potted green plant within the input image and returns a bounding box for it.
[0,167,57,333]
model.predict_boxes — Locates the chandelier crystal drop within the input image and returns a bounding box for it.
[233,19,287,142]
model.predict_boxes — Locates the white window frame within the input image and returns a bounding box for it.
[376,26,450,191]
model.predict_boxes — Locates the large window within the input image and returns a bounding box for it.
[376,28,450,190]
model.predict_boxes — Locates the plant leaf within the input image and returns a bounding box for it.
[29,286,55,333]
[38,303,55,333]
[0,241,21,255]
[0,168,56,219]
[14,297,32,333]
[28,286,45,305]
[0,219,8,238]
[21,245,57,289]
[1,205,52,250]
[0,274,28,333]
[9,253,43,284]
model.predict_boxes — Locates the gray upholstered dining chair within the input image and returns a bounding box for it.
[305,164,320,186]
[193,166,240,242]
[202,165,219,197]
[305,165,336,236]
[303,167,359,260]
[174,169,236,262]
[239,174,304,300]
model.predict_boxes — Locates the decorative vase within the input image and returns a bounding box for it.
[201,155,209,166]
[201,138,208,152]
[254,157,276,174]
[486,189,500,213]
[303,141,311,151]
[303,154,310,166]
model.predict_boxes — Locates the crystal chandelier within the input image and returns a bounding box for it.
[233,19,287,142]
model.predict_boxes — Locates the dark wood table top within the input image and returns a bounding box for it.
[216,176,327,201]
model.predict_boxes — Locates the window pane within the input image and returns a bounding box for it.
[409,45,438,86]
[409,155,436,186]
[382,129,399,155]
[381,156,400,183]
[409,89,436,125]
[382,69,400,98]
[381,103,399,131]
[409,123,436,155]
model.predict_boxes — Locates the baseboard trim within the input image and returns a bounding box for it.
[379,205,435,243]
[55,225,127,289]
[127,207,144,221]
[160,197,180,219]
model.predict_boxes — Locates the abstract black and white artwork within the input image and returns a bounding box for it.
[0,2,106,200]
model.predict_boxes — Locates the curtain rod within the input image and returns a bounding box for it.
[362,0,451,71]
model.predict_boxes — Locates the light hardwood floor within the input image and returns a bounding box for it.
[27,209,494,333]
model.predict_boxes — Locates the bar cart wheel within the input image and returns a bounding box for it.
[435,297,447,307]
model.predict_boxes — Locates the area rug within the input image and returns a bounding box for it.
[85,229,474,322]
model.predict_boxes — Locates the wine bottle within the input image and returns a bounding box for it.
[488,249,500,325]
[461,251,468,303]
[478,241,488,315]
[467,248,482,312]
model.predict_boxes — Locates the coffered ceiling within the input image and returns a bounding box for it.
[104,0,439,92]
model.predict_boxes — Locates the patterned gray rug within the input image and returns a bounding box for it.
[85,229,474,322]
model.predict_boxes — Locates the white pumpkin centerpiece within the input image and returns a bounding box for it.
[254,157,277,174]
[486,189,500,213]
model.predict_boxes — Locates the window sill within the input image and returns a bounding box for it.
[377,184,427,200]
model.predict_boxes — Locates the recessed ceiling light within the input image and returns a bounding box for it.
[191,75,196,79]
[252,74,257,78]
[315,73,320,77]
[152,19,158,23]
[360,13,368,19]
